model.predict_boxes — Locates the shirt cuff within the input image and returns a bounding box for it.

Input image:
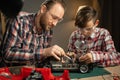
[35,48,45,60]
[90,51,100,63]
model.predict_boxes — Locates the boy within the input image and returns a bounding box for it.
[68,6,120,67]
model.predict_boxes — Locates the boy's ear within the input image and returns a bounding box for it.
[95,20,99,26]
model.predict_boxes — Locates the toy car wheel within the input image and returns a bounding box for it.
[79,64,89,73]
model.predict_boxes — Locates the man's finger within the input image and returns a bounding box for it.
[52,52,61,61]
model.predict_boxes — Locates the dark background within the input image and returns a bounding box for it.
[98,0,120,52]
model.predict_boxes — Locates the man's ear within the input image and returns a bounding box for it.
[40,5,47,13]
[95,20,99,27]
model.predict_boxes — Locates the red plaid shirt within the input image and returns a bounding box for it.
[2,13,53,61]
[68,27,120,67]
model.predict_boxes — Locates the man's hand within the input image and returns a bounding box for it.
[42,45,65,61]
[79,53,93,64]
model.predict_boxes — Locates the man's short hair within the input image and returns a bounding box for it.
[42,0,66,11]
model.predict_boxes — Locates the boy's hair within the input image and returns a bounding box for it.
[42,0,66,11]
[75,6,98,28]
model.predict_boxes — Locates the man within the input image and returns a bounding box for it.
[68,5,120,67]
[1,0,66,66]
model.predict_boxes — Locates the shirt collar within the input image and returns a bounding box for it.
[90,27,99,39]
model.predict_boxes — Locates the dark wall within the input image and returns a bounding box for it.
[98,0,120,52]
[112,0,120,52]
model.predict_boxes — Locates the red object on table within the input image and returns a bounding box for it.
[0,67,70,80]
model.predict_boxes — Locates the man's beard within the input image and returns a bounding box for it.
[40,20,51,31]
[39,13,52,32]
[40,21,46,31]
[38,13,46,31]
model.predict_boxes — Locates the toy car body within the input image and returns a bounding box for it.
[36,56,94,73]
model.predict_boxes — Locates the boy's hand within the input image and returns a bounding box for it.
[79,53,93,64]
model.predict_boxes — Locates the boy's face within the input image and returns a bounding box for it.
[80,20,96,37]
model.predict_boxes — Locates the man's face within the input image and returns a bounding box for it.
[37,3,65,31]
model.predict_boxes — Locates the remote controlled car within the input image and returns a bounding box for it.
[36,56,94,74]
